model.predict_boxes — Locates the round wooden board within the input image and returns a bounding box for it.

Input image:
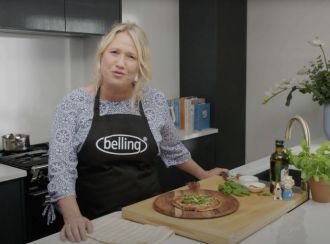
[153,189,239,219]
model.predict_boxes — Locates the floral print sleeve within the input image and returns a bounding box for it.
[146,89,191,167]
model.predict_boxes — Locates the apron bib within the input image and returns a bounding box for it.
[76,89,160,219]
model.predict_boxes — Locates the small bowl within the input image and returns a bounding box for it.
[244,182,266,193]
[238,175,259,185]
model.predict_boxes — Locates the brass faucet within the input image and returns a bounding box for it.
[284,115,311,147]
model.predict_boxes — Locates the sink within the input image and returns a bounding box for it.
[254,168,302,187]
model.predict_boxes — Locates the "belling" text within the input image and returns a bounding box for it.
[96,134,148,155]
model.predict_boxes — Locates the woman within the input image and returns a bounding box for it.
[48,22,227,242]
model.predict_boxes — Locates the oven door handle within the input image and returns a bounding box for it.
[28,189,49,197]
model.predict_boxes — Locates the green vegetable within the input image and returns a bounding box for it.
[286,140,330,184]
[218,181,250,196]
[258,192,272,196]
[181,194,210,205]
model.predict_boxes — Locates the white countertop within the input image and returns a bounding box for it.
[30,212,202,244]
[240,200,330,244]
[30,137,330,244]
[0,163,26,183]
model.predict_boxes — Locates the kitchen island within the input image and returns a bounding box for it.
[30,198,330,244]
[30,139,330,244]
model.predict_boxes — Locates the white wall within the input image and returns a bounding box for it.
[246,0,329,162]
[0,33,80,145]
[122,0,180,99]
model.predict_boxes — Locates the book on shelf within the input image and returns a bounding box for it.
[167,96,210,131]
[194,103,210,130]
[173,98,180,128]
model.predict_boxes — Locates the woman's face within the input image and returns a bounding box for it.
[100,31,139,90]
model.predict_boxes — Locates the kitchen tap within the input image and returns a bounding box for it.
[284,115,311,147]
[284,115,311,193]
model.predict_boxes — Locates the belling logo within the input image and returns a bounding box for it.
[96,134,148,155]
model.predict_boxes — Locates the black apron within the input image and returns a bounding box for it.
[76,89,160,219]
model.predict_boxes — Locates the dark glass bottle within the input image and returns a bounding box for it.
[270,140,289,194]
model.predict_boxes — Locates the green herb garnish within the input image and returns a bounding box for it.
[218,181,250,196]
[181,194,210,205]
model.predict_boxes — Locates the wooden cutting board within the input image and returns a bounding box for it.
[153,189,239,219]
[122,176,308,244]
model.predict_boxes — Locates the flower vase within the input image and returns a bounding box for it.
[324,104,330,140]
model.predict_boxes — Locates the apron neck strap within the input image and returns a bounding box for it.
[94,87,146,118]
[138,100,147,119]
[94,87,101,114]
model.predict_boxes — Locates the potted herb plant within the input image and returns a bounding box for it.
[286,140,330,203]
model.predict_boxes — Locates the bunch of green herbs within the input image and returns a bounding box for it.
[286,140,330,184]
[218,181,250,197]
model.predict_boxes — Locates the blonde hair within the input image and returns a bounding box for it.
[92,22,152,108]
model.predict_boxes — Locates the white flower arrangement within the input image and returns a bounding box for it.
[262,37,330,106]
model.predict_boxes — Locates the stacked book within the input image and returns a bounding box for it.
[167,97,211,131]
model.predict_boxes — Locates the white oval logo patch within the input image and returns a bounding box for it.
[96,134,148,155]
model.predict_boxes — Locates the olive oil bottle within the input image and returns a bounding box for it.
[270,140,289,194]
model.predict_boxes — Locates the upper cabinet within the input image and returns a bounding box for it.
[0,0,65,32]
[66,0,121,35]
[0,0,121,35]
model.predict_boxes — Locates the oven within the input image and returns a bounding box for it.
[0,143,63,242]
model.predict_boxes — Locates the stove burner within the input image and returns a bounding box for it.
[0,142,49,156]
[0,143,49,170]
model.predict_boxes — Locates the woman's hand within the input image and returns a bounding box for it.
[204,167,228,179]
[176,160,228,180]
[60,215,93,242]
[58,196,93,242]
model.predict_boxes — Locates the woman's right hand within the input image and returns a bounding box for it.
[60,215,93,242]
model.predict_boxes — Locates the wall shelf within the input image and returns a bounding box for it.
[178,128,218,141]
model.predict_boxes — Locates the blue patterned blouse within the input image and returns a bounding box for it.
[47,85,191,202]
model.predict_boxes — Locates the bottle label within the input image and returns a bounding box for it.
[281,168,288,181]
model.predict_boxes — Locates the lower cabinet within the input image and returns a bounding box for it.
[157,134,217,192]
[0,178,26,244]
